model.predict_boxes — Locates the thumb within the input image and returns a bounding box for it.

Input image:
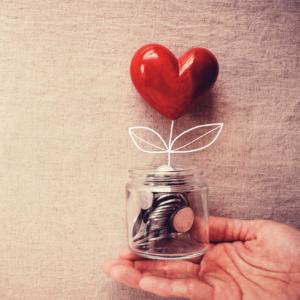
[191,216,258,243]
[208,216,258,242]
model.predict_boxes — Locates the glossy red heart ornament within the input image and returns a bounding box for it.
[130,44,219,120]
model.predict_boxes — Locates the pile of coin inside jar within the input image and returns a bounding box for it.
[131,165,195,251]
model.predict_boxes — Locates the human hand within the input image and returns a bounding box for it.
[103,217,300,299]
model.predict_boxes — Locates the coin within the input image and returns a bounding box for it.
[155,193,187,207]
[140,191,153,210]
[132,211,143,237]
[156,164,175,172]
[170,207,194,233]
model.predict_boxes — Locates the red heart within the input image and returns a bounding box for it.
[130,44,219,120]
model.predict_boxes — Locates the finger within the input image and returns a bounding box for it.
[102,258,133,275]
[139,275,213,299]
[110,265,142,289]
[119,247,142,261]
[134,260,199,278]
[208,216,257,242]
[140,270,190,279]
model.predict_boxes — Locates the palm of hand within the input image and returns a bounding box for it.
[103,217,300,300]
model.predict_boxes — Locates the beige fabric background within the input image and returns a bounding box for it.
[0,0,299,299]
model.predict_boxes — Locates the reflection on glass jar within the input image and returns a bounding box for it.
[126,165,209,260]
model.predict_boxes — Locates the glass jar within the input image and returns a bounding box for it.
[126,165,209,260]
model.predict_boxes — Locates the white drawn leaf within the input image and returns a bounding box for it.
[170,123,223,153]
[128,126,168,153]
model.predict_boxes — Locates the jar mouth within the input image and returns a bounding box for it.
[128,165,204,188]
[129,165,204,177]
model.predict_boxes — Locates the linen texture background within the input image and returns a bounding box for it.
[0,0,299,299]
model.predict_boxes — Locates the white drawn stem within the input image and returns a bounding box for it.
[167,120,174,166]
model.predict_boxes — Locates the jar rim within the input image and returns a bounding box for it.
[128,165,206,191]
[128,164,204,177]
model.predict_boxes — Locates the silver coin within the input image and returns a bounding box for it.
[136,241,151,247]
[152,205,174,211]
[149,210,169,217]
[140,191,153,210]
[149,214,170,222]
[157,199,183,207]
[149,217,167,223]
[156,165,175,172]
[155,193,187,206]
[149,217,167,224]
[149,208,174,216]
[150,206,174,214]
[132,211,143,237]
[149,220,167,228]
